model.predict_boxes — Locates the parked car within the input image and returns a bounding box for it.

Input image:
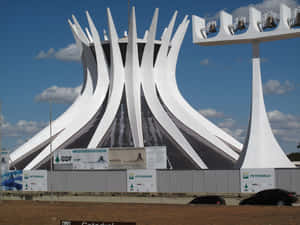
[239,189,298,206]
[189,195,226,205]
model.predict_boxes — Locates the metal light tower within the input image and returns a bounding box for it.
[192,3,299,168]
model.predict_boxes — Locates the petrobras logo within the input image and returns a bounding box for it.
[23,173,29,180]
[128,173,135,180]
[242,172,249,179]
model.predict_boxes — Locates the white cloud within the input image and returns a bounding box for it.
[36,43,81,62]
[268,110,300,133]
[55,44,81,61]
[199,108,246,141]
[268,110,296,122]
[216,110,300,151]
[16,138,26,146]
[218,118,236,128]
[272,127,300,143]
[35,85,81,104]
[232,0,299,21]
[0,119,47,137]
[218,118,246,142]
[199,108,224,118]
[263,80,294,95]
[0,116,47,150]
[35,48,55,59]
[200,58,209,65]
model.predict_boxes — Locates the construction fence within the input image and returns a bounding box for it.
[45,169,300,194]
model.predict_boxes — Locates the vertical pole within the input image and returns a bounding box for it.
[49,101,53,199]
[49,101,53,172]
[252,41,260,59]
[128,0,130,27]
[128,0,130,22]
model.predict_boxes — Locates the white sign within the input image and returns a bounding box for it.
[54,147,167,170]
[145,146,167,169]
[72,149,109,169]
[54,148,109,170]
[240,168,275,193]
[23,170,48,191]
[127,169,157,192]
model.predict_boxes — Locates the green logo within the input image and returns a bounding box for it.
[243,172,249,179]
[55,155,60,163]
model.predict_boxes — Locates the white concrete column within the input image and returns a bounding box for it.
[237,42,295,168]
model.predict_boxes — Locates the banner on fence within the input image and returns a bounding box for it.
[54,148,109,170]
[240,168,275,193]
[23,170,48,191]
[72,149,109,169]
[1,170,22,191]
[54,146,167,170]
[127,169,157,192]
[109,148,146,169]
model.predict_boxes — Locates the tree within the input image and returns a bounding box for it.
[288,152,300,161]
[298,143,300,149]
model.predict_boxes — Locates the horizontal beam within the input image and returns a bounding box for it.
[193,3,300,46]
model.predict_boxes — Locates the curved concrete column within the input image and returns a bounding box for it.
[155,15,239,160]
[140,9,207,169]
[87,8,125,148]
[237,42,295,168]
[24,17,110,169]
[124,7,144,147]
[9,21,92,167]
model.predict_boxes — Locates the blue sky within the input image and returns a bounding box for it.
[0,0,299,154]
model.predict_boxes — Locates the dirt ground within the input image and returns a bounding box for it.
[0,200,300,225]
